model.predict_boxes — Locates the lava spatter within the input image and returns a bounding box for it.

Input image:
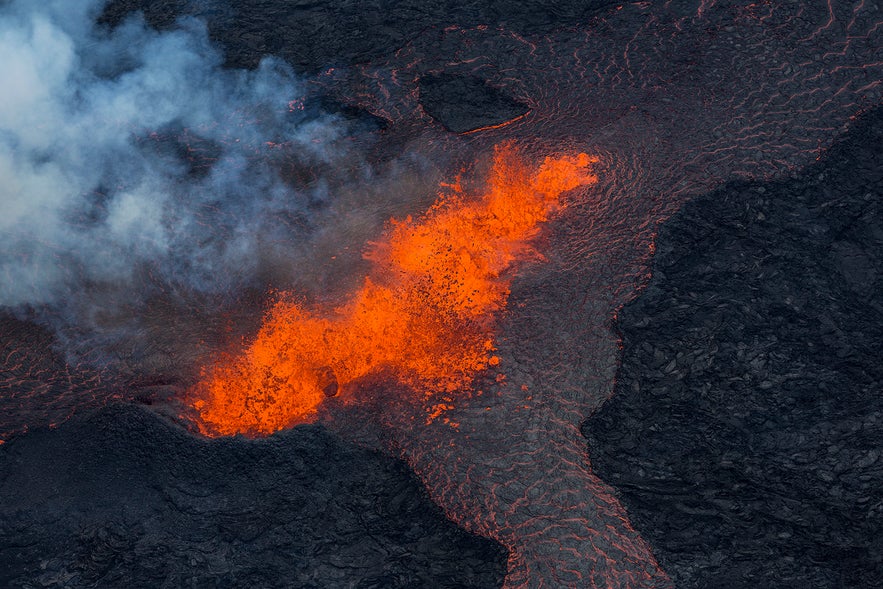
[191,143,598,436]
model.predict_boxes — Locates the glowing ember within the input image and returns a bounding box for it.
[191,143,598,436]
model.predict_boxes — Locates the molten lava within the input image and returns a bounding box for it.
[191,143,598,436]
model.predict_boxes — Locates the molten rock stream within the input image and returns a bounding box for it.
[191,143,598,436]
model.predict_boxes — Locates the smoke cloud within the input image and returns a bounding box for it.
[0,0,390,339]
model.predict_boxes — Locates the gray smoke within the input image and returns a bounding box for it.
[0,0,371,324]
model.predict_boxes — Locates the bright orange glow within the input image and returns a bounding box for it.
[191,143,598,436]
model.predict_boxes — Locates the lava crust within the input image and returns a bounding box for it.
[0,404,507,588]
[584,107,883,587]
[418,74,529,134]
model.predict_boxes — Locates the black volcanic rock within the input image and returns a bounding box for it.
[0,404,507,588]
[418,74,528,133]
[100,0,620,72]
[97,1,600,133]
[583,107,883,588]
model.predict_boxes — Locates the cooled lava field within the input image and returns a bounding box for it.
[1,1,881,587]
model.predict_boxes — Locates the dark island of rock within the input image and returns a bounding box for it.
[0,404,507,588]
[583,106,883,588]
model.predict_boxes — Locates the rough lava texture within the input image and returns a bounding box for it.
[584,107,883,588]
[417,73,528,133]
[5,1,883,587]
[99,0,620,71]
[0,404,508,588]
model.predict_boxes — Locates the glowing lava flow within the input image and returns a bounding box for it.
[191,143,598,436]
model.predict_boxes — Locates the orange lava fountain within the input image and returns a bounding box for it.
[191,142,598,436]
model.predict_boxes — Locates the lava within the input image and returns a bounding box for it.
[191,143,598,436]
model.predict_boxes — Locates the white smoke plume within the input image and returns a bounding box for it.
[0,0,366,322]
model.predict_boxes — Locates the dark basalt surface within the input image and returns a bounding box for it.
[100,0,620,72]
[418,74,528,133]
[99,1,602,133]
[583,107,883,588]
[0,404,507,588]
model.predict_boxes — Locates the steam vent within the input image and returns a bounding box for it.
[1,1,881,587]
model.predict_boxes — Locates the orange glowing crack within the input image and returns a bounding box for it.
[459,112,530,135]
[190,142,598,436]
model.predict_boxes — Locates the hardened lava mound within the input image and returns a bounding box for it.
[584,107,883,588]
[0,404,507,588]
